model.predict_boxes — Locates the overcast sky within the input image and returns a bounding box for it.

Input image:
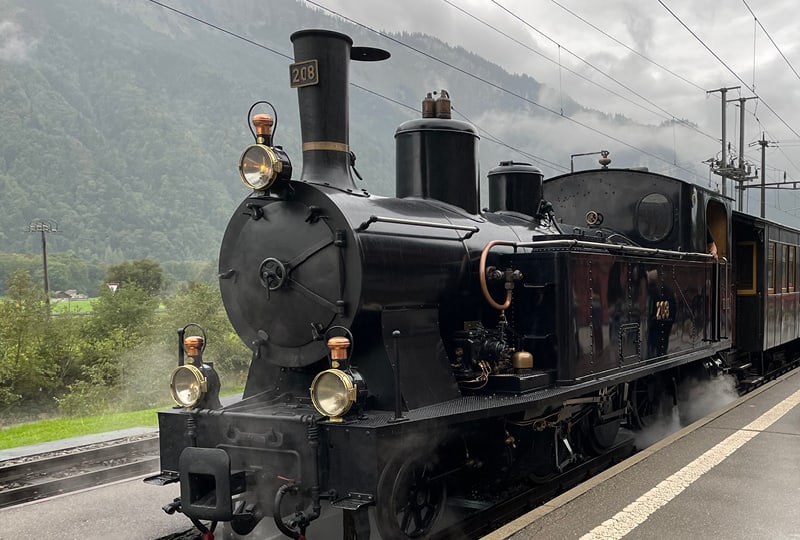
[312,0,800,217]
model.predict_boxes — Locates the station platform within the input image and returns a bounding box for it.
[484,369,800,540]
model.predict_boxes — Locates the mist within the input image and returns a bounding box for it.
[634,374,740,449]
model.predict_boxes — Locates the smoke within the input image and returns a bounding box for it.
[634,374,739,449]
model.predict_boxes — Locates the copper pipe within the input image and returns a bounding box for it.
[479,240,515,311]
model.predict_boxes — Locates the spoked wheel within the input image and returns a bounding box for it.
[584,386,625,455]
[629,376,669,430]
[376,453,446,540]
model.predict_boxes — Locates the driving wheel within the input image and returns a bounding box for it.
[376,453,446,539]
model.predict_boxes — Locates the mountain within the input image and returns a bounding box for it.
[0,0,684,265]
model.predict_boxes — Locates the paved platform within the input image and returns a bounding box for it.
[484,369,800,540]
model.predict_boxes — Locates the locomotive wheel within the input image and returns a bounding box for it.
[629,376,669,430]
[376,453,446,540]
[583,396,623,455]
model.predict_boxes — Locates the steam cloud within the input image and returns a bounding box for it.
[634,374,739,449]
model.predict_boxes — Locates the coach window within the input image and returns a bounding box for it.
[768,242,776,294]
[789,246,796,293]
[637,193,673,241]
[782,245,789,293]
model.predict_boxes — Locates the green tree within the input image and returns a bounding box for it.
[85,284,159,338]
[0,270,54,408]
[105,259,165,296]
[161,282,250,386]
[57,284,160,416]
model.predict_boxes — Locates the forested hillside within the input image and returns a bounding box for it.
[0,0,679,270]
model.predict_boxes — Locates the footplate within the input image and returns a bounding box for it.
[332,492,375,511]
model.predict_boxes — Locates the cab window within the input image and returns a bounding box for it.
[637,193,672,242]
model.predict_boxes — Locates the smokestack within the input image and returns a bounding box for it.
[290,29,389,190]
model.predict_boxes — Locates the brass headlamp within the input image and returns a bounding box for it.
[238,144,284,191]
[238,113,292,191]
[309,335,366,421]
[170,325,221,409]
[170,364,207,408]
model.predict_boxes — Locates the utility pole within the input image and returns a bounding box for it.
[707,86,740,197]
[26,219,59,304]
[758,134,770,218]
[728,96,758,211]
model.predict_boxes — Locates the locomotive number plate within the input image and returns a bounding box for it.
[289,59,319,88]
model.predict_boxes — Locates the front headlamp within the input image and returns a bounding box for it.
[238,144,283,191]
[170,364,207,408]
[310,369,357,419]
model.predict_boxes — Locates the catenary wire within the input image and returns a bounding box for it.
[742,0,800,82]
[441,0,717,145]
[144,0,800,222]
[546,0,798,181]
[303,0,703,180]
[144,0,554,170]
[659,0,800,140]
[487,0,717,144]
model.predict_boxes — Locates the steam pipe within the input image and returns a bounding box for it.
[273,484,301,539]
[479,240,513,311]
[272,416,322,539]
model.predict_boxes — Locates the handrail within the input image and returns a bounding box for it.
[356,215,479,239]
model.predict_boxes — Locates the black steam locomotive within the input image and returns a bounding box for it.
[146,29,797,539]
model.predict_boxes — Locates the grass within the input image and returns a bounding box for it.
[0,407,162,450]
[0,390,242,450]
[49,298,167,314]
[51,297,95,314]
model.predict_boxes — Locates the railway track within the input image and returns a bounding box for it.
[0,434,159,509]
[3,363,796,535]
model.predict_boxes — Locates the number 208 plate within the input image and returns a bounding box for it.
[289,59,319,88]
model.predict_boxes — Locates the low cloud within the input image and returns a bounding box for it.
[0,20,35,62]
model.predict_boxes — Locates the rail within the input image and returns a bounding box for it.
[0,436,159,509]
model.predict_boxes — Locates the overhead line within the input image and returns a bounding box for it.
[658,0,800,139]
[546,0,708,94]
[742,0,800,82]
[145,0,548,171]
[453,107,569,173]
[441,0,715,142]
[488,0,715,144]
[550,0,796,176]
[303,0,702,180]
[146,0,292,60]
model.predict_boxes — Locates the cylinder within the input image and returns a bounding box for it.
[291,29,354,188]
[487,161,544,218]
[395,118,480,214]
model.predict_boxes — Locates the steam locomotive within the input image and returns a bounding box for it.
[146,29,798,539]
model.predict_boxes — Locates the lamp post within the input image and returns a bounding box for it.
[26,218,59,304]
